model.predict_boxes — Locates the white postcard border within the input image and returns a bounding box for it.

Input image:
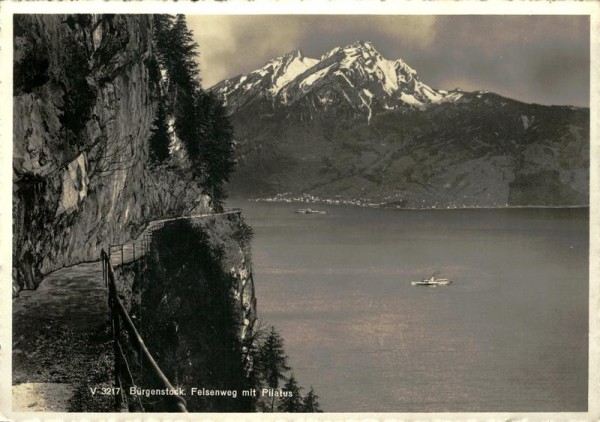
[1,1,598,421]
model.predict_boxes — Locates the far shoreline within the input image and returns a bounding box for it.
[235,196,589,211]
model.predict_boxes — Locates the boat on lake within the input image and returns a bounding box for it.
[295,208,326,214]
[411,275,452,286]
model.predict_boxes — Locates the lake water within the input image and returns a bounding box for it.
[228,199,588,412]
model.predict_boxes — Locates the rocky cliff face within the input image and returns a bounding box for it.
[192,213,256,342]
[114,212,256,348]
[12,15,203,291]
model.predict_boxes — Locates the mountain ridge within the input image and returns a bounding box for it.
[212,40,465,120]
[210,41,589,208]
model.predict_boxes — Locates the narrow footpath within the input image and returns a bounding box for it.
[12,261,113,412]
[12,236,147,412]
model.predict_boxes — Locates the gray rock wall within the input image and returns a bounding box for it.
[12,15,187,290]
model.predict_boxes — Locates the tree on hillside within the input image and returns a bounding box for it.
[148,100,170,164]
[153,14,175,67]
[255,326,291,411]
[151,14,235,205]
[302,386,323,412]
[154,15,200,157]
[153,14,200,95]
[277,374,304,412]
[169,15,201,88]
[195,91,236,207]
[169,15,201,147]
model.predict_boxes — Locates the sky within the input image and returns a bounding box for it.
[186,15,589,107]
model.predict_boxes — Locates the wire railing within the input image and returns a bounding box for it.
[101,248,187,412]
[100,208,243,412]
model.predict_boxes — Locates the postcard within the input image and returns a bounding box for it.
[1,1,598,420]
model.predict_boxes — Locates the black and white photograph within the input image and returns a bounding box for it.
[2,1,598,419]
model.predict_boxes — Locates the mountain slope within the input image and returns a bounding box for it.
[211,41,589,207]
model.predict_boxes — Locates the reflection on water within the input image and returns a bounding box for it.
[230,200,588,412]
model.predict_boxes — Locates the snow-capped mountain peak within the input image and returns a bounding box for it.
[211,41,462,117]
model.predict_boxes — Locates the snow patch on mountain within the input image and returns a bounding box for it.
[269,50,319,94]
[359,89,373,123]
[399,93,425,109]
[300,64,335,91]
[440,91,464,103]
